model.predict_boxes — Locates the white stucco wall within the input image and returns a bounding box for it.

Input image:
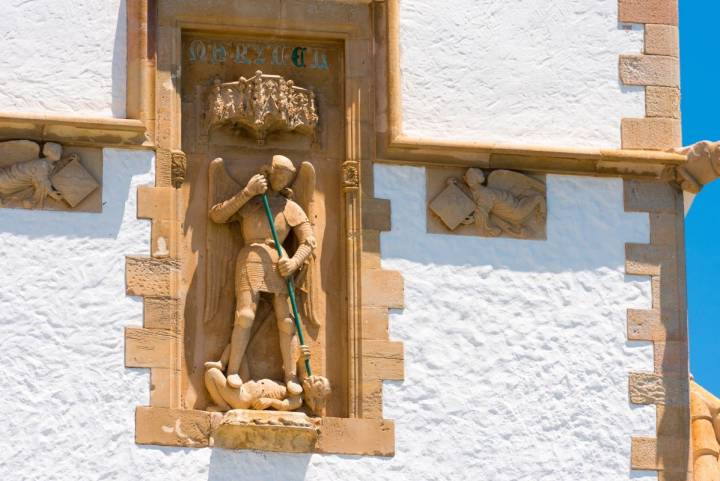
[399,0,645,148]
[0,1,662,479]
[0,0,125,117]
[0,159,657,481]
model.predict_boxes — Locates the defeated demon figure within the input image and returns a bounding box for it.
[204,344,331,415]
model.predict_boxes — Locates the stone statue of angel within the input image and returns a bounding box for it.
[204,154,322,411]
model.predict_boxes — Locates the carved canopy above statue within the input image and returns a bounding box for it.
[204,71,319,144]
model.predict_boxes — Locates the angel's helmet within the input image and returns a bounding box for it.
[42,142,63,163]
[269,155,297,192]
[464,168,485,188]
[302,375,331,416]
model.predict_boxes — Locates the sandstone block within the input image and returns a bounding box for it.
[645,25,679,57]
[362,197,391,231]
[646,87,680,118]
[126,256,180,298]
[624,179,679,213]
[620,55,680,87]
[362,340,404,381]
[630,373,688,406]
[135,407,212,447]
[212,410,319,453]
[622,118,682,150]
[619,0,678,25]
[125,327,178,369]
[362,269,404,308]
[316,417,395,456]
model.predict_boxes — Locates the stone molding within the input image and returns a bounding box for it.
[619,0,681,151]
[123,0,405,456]
[691,382,720,481]
[624,179,691,479]
[0,112,149,148]
[371,0,687,180]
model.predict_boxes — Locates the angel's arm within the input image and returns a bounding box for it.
[290,221,316,266]
[278,212,317,277]
[209,189,252,223]
[209,174,267,223]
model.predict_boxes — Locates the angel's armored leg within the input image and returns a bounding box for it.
[227,289,259,388]
[273,294,302,396]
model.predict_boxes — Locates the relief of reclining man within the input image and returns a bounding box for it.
[430,167,547,239]
[0,142,69,208]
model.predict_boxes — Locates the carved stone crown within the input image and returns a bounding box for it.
[205,70,319,144]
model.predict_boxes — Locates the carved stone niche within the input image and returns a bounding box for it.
[427,167,547,240]
[126,1,402,458]
[0,140,101,212]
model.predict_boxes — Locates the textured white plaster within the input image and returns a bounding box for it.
[399,0,645,148]
[375,164,657,480]
[0,159,657,480]
[0,0,126,117]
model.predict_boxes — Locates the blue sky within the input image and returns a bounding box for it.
[681,0,720,394]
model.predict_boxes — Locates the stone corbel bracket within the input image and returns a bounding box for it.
[673,141,720,194]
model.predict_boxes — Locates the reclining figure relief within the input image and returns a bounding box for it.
[0,142,66,208]
[0,140,99,210]
[430,168,547,240]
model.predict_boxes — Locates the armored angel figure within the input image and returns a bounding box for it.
[204,154,322,408]
[0,142,66,208]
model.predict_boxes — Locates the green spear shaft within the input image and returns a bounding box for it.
[261,192,313,377]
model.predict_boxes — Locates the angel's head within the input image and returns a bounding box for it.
[464,168,485,188]
[42,142,63,163]
[269,155,297,192]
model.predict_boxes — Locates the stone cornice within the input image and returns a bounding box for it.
[0,112,151,149]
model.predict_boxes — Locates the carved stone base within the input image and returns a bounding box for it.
[212,409,320,453]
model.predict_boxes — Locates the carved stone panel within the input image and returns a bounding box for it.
[0,140,102,212]
[427,166,547,240]
[126,0,401,457]
[179,32,347,421]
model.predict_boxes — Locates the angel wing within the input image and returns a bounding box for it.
[292,161,316,215]
[487,170,545,198]
[290,161,321,327]
[204,158,243,323]
[0,140,40,169]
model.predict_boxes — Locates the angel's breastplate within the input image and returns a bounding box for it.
[240,196,291,244]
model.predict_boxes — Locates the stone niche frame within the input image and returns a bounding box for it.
[124,0,404,456]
